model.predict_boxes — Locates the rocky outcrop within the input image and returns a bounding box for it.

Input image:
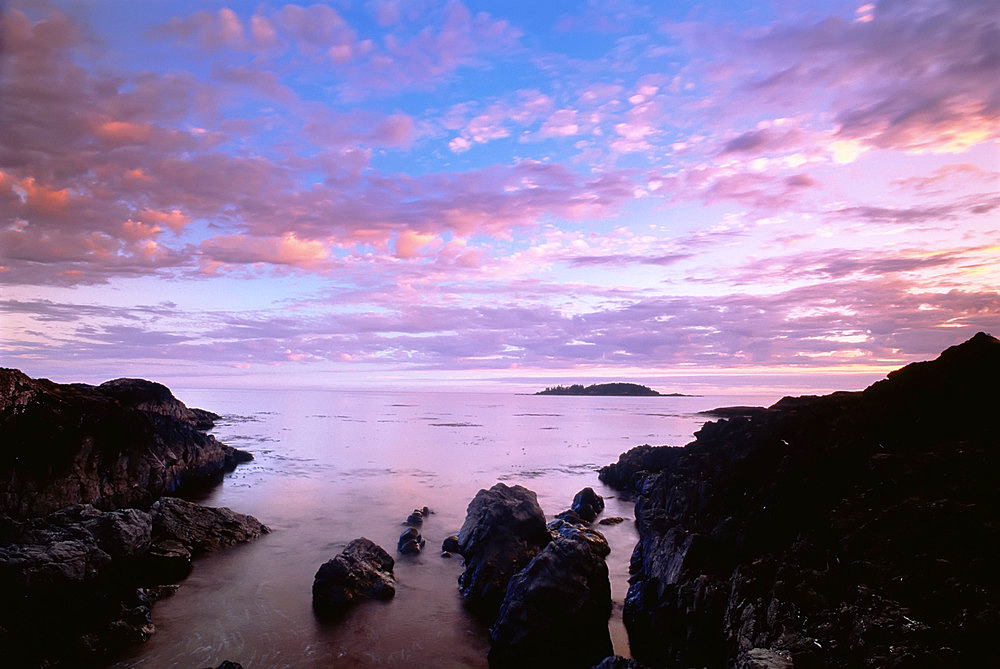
[0,369,253,517]
[0,499,266,666]
[312,537,396,616]
[0,370,264,667]
[488,525,613,668]
[457,483,552,618]
[604,332,1000,667]
[151,497,269,555]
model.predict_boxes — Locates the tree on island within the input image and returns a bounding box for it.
[535,382,664,396]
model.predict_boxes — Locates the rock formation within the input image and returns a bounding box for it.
[0,369,253,517]
[312,537,396,616]
[456,483,552,618]
[600,332,1000,667]
[0,369,264,667]
[488,525,613,668]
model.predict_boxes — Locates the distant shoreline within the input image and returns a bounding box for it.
[534,382,693,397]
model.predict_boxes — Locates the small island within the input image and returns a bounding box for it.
[535,382,686,396]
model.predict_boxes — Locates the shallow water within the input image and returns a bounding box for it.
[111,389,772,668]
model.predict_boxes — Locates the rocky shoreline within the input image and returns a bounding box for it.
[0,370,266,667]
[599,332,999,667]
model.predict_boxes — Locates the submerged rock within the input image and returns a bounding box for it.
[488,525,613,668]
[397,527,426,554]
[608,332,1000,667]
[457,483,551,618]
[312,537,396,616]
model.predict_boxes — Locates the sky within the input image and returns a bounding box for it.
[1,0,998,394]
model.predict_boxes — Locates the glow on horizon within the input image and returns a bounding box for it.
[1,1,998,393]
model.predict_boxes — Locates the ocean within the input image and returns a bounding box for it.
[110,388,776,668]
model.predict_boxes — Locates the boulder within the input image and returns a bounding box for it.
[397,527,425,554]
[456,483,552,617]
[488,526,613,668]
[571,487,605,522]
[442,534,460,553]
[312,537,396,616]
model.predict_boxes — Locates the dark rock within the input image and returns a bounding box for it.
[488,526,613,668]
[405,509,424,526]
[617,333,1000,668]
[457,483,552,618]
[598,516,626,526]
[397,527,425,554]
[312,537,396,616]
[571,486,605,522]
[151,497,269,555]
[441,551,454,558]
[598,443,683,492]
[145,539,192,583]
[553,508,586,526]
[442,534,460,553]
[590,656,650,669]
[0,369,254,518]
[202,662,245,669]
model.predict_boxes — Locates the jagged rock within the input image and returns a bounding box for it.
[488,526,613,668]
[312,537,396,616]
[571,486,605,522]
[735,647,793,669]
[397,527,425,554]
[0,369,253,517]
[151,497,269,555]
[457,483,551,617]
[613,333,1000,668]
[404,509,424,526]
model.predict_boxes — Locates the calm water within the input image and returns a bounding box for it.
[111,389,774,668]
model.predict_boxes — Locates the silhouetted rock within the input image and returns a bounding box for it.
[571,486,605,522]
[442,534,460,553]
[397,526,425,554]
[0,370,266,667]
[312,537,396,616]
[598,516,626,526]
[488,525,613,668]
[457,483,551,618]
[0,369,253,517]
[597,443,683,492]
[202,661,244,669]
[606,333,1000,668]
